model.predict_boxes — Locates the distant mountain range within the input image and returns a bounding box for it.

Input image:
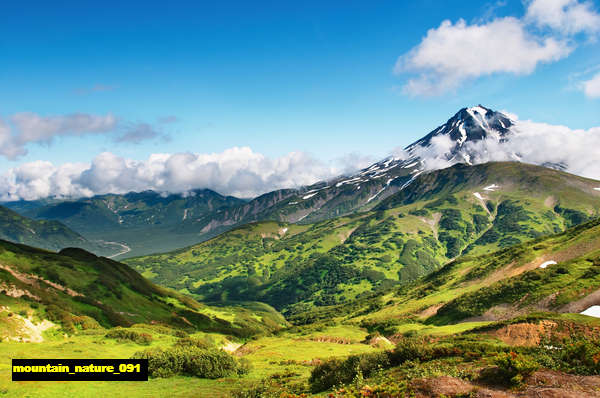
[2,105,596,258]
[125,161,600,314]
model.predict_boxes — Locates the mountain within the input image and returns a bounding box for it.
[0,205,121,256]
[0,239,285,342]
[125,161,600,315]
[4,189,247,258]
[3,106,525,258]
[343,215,600,327]
[174,106,517,227]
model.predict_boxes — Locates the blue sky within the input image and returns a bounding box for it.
[0,0,599,199]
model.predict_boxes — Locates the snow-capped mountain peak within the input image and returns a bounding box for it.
[406,105,513,154]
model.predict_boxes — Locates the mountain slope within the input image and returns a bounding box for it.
[5,189,247,258]
[175,106,517,228]
[126,161,600,314]
[0,205,122,256]
[0,241,285,342]
[351,215,600,328]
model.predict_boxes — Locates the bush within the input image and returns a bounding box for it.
[105,328,153,345]
[494,351,539,386]
[558,339,600,375]
[309,352,390,392]
[131,346,244,379]
[389,338,434,364]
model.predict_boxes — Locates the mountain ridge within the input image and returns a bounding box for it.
[3,105,591,258]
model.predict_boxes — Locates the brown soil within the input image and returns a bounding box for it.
[0,263,83,297]
[232,343,264,357]
[489,321,557,346]
[409,370,600,397]
[544,196,557,208]
[559,288,600,314]
[487,320,600,347]
[309,335,354,345]
[418,303,444,318]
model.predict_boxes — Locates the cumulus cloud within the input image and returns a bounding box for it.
[396,17,571,96]
[0,147,340,201]
[525,0,600,35]
[581,71,600,98]
[406,116,600,180]
[395,0,598,96]
[466,120,600,179]
[334,152,377,175]
[1,117,599,201]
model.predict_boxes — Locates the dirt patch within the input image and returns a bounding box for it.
[366,335,394,348]
[490,321,557,346]
[339,227,358,244]
[559,287,600,314]
[1,306,56,343]
[232,343,264,357]
[409,371,600,397]
[308,335,354,345]
[418,303,444,318]
[0,282,40,301]
[544,196,557,208]
[419,212,442,239]
[523,370,600,397]
[0,263,83,297]
[410,375,513,397]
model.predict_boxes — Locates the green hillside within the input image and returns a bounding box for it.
[0,205,121,256]
[126,162,600,314]
[5,189,247,258]
[0,240,286,343]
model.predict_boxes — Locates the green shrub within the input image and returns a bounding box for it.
[494,351,539,386]
[105,328,153,345]
[131,346,243,379]
[309,351,390,392]
[389,337,434,364]
[558,339,600,375]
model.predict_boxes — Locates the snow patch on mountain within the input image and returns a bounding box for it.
[484,184,500,191]
[302,192,318,200]
[539,260,556,269]
[581,306,600,318]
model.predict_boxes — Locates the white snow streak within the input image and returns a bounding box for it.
[581,306,600,318]
[539,260,557,269]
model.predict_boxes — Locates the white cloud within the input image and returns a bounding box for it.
[525,0,600,35]
[11,112,117,143]
[395,0,600,96]
[470,119,600,179]
[0,147,340,201]
[1,116,599,201]
[419,118,600,179]
[0,112,170,159]
[396,17,571,96]
[581,72,600,98]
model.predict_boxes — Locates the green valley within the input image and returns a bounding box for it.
[126,162,600,315]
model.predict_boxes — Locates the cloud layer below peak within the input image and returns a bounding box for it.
[0,147,342,201]
[1,113,599,202]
